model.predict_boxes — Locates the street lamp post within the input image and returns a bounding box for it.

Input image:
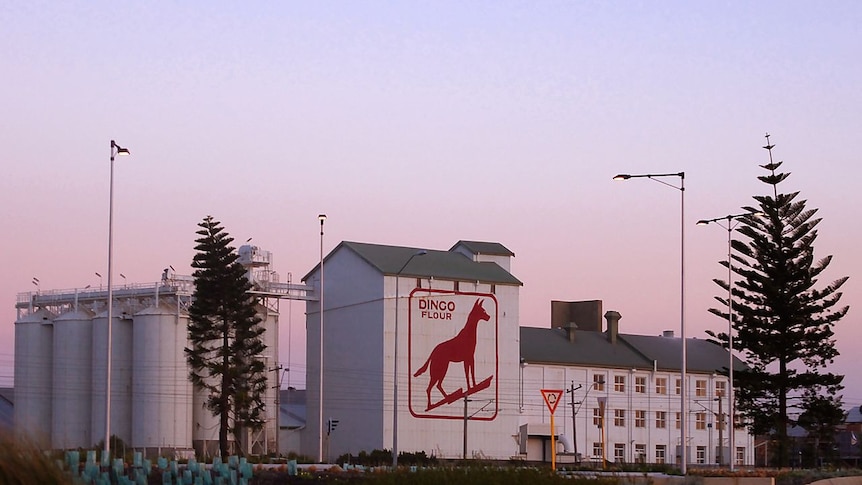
[697,211,757,470]
[318,214,326,463]
[614,172,686,473]
[392,249,427,468]
[106,140,129,456]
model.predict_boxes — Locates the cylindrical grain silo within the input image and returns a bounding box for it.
[91,305,134,449]
[132,304,193,456]
[51,308,94,449]
[192,371,228,458]
[14,308,55,448]
[259,305,279,455]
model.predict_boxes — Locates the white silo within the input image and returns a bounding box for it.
[14,308,55,448]
[131,304,193,455]
[258,306,279,455]
[51,308,94,449]
[91,306,134,448]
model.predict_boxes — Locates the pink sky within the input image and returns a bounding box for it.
[2,2,860,409]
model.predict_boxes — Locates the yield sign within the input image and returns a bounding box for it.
[541,389,563,414]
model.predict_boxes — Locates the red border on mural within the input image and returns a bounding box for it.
[407,288,499,420]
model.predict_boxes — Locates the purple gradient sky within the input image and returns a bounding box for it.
[3,2,860,408]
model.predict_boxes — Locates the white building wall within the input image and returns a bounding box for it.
[304,249,387,461]
[519,363,753,466]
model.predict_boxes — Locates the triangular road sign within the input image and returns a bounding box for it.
[541,389,563,414]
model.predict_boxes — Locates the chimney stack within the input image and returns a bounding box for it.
[604,311,621,345]
[564,321,578,343]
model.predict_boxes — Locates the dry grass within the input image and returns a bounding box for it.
[0,432,73,485]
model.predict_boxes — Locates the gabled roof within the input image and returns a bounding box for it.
[450,241,515,257]
[520,327,649,369]
[304,241,522,285]
[620,334,745,374]
[520,327,745,374]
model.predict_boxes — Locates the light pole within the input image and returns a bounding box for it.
[392,249,426,467]
[697,211,757,470]
[106,140,129,456]
[614,171,686,473]
[318,214,326,463]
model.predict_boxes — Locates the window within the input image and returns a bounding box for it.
[614,375,626,392]
[655,411,666,429]
[593,442,603,459]
[696,379,707,397]
[716,380,726,397]
[635,410,646,428]
[635,444,646,464]
[655,377,667,395]
[675,412,681,430]
[453,281,460,291]
[735,447,745,466]
[696,446,706,464]
[675,378,681,395]
[614,409,625,427]
[635,376,646,393]
[593,374,605,391]
[696,412,707,430]
[614,443,626,462]
[490,284,496,294]
[593,408,602,426]
[656,444,666,464]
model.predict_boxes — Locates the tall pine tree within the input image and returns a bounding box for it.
[186,216,267,457]
[707,135,848,467]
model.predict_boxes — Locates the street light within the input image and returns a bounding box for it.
[392,249,427,467]
[614,171,687,473]
[106,140,129,456]
[697,211,759,470]
[318,214,326,463]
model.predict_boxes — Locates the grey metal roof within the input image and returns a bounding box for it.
[520,327,651,369]
[305,241,522,285]
[449,241,515,257]
[620,334,746,374]
[520,328,744,374]
[279,388,307,429]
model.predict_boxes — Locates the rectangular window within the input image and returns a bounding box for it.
[614,409,626,427]
[614,375,626,392]
[635,444,646,463]
[675,412,681,430]
[675,378,681,395]
[635,376,646,393]
[716,380,726,397]
[656,444,666,464]
[593,407,602,427]
[736,447,745,466]
[453,281,460,291]
[593,442,603,459]
[593,374,605,391]
[635,410,646,428]
[696,379,707,397]
[614,443,626,462]
[655,411,666,429]
[490,284,496,294]
[696,446,706,464]
[696,412,707,430]
[656,377,667,395]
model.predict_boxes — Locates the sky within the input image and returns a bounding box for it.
[2,1,861,409]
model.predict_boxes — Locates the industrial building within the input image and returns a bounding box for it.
[14,238,753,466]
[13,245,310,457]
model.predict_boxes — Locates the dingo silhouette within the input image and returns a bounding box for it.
[413,298,490,411]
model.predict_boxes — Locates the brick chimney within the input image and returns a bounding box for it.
[604,311,621,345]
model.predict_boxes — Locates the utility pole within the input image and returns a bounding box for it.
[566,381,582,462]
[463,396,469,460]
[717,392,725,466]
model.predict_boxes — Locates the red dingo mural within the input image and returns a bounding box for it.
[413,298,492,412]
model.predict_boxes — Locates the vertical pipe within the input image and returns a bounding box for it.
[318,215,325,463]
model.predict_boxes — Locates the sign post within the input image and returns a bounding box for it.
[541,389,563,470]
